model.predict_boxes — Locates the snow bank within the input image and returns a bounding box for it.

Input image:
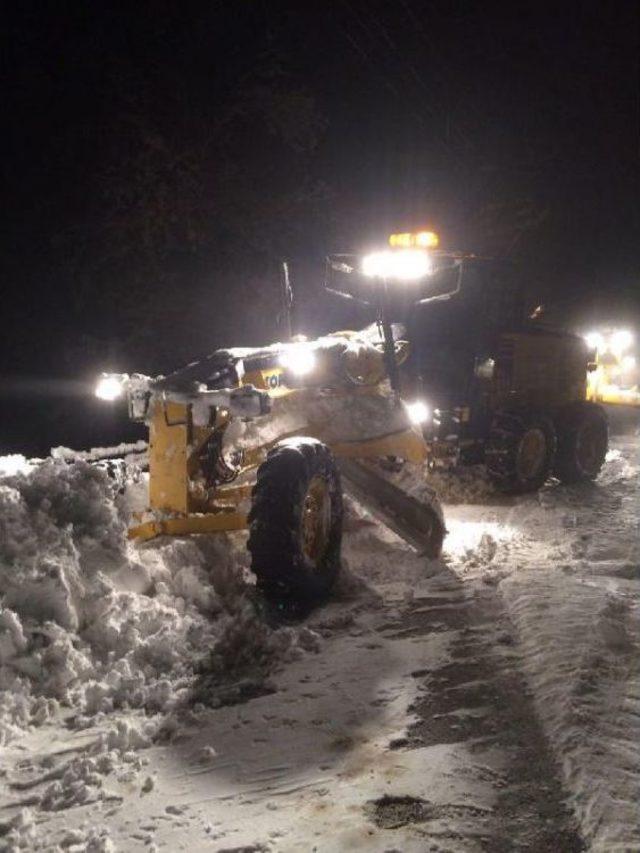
[51,441,148,463]
[502,572,640,850]
[425,466,495,504]
[0,455,38,477]
[0,808,38,850]
[0,455,316,747]
[372,458,495,509]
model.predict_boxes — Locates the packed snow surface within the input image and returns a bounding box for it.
[1,428,639,851]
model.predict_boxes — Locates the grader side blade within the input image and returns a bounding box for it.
[337,459,445,557]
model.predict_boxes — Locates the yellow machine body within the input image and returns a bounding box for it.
[586,353,640,408]
[587,383,640,407]
[129,336,427,541]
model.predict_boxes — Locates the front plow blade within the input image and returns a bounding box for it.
[338,459,445,557]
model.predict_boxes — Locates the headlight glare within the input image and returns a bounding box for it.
[584,331,604,351]
[279,345,317,377]
[95,374,126,401]
[405,399,431,425]
[611,329,633,355]
[361,249,432,281]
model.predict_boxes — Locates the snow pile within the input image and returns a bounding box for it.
[0,808,38,851]
[425,466,495,504]
[502,572,640,850]
[0,455,316,746]
[404,465,495,504]
[3,808,116,852]
[378,458,495,506]
[0,455,38,477]
[35,717,158,813]
[51,440,148,463]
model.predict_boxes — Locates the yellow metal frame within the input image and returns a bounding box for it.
[129,338,428,542]
[587,381,640,407]
[128,320,627,543]
[330,428,427,464]
[130,511,248,542]
[586,357,640,408]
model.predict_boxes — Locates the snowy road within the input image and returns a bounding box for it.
[1,430,638,851]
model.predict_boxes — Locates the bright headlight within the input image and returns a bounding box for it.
[361,249,433,281]
[279,345,317,377]
[584,331,604,351]
[585,328,634,356]
[611,329,633,356]
[95,374,126,401]
[404,399,431,425]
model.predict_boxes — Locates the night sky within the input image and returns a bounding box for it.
[2,1,639,453]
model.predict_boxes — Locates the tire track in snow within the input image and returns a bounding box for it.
[496,435,640,850]
[502,573,640,851]
[400,572,584,852]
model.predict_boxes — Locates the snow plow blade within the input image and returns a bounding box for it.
[338,459,445,557]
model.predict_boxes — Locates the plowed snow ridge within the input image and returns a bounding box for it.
[497,440,640,851]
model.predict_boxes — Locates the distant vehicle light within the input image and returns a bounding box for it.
[95,374,125,401]
[584,328,634,355]
[611,329,633,355]
[404,399,431,425]
[389,231,439,249]
[361,249,433,281]
[279,344,317,377]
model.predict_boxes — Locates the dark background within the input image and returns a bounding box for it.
[2,1,639,454]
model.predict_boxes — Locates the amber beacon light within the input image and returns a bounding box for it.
[388,230,440,249]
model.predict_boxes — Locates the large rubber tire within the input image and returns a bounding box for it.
[248,438,343,602]
[485,410,556,494]
[554,402,608,484]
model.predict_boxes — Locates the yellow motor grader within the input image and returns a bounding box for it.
[95,228,614,602]
[96,326,445,603]
[325,231,610,493]
[585,328,640,408]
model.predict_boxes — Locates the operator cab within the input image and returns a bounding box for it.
[325,233,527,442]
[402,261,525,407]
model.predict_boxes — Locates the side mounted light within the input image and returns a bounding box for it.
[279,344,317,377]
[95,373,128,401]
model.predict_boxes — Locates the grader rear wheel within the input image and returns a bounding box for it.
[515,427,548,483]
[554,403,608,484]
[486,411,556,494]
